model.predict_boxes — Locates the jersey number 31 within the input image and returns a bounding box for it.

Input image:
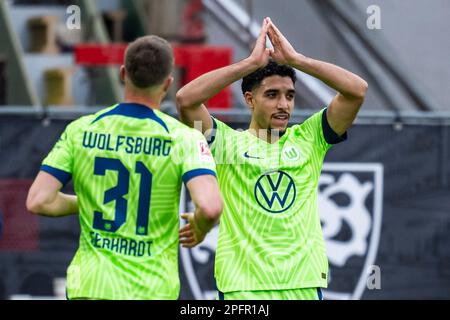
[93,157,152,236]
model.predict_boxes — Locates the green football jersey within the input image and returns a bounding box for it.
[211,108,345,292]
[42,103,216,300]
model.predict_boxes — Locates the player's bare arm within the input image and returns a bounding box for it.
[26,171,78,217]
[267,18,368,136]
[176,18,273,134]
[179,175,223,248]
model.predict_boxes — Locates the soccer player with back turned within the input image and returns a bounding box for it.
[176,18,368,300]
[27,36,223,300]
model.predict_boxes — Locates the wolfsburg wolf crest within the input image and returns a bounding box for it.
[180,163,384,300]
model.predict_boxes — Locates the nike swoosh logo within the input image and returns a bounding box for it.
[244,152,264,160]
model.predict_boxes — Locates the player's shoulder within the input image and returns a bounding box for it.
[209,117,242,142]
[153,110,204,140]
[212,117,234,131]
[154,109,185,128]
[66,106,117,132]
[173,124,206,141]
[291,108,326,132]
[154,110,191,131]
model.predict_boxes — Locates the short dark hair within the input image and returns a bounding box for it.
[125,35,174,88]
[241,60,297,94]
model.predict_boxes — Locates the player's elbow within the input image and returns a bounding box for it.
[354,80,369,101]
[176,89,194,110]
[26,193,44,215]
[26,191,50,215]
[176,90,186,108]
[198,197,223,222]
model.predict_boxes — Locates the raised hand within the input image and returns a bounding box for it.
[248,17,273,69]
[267,18,301,65]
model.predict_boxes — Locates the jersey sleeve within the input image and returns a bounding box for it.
[207,117,235,159]
[41,122,76,186]
[299,108,347,152]
[176,128,217,185]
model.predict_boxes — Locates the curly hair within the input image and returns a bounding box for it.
[241,60,297,94]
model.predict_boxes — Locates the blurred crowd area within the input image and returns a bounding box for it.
[1,0,449,113]
[1,0,220,111]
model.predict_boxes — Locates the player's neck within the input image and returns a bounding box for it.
[248,121,281,144]
[124,93,161,110]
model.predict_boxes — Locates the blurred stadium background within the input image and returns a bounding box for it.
[0,0,449,300]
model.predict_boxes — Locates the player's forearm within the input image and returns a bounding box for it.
[39,193,78,217]
[28,192,78,217]
[291,54,368,100]
[194,207,218,235]
[176,58,261,109]
[49,193,78,217]
[192,195,222,235]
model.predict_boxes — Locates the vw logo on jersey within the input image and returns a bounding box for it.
[180,163,384,301]
[282,146,300,161]
[254,170,296,213]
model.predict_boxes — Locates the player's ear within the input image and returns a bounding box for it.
[244,91,255,111]
[119,65,126,83]
[163,76,174,93]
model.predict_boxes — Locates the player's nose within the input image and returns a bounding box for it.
[277,96,289,110]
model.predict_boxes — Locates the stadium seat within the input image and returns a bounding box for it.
[146,0,184,42]
[27,15,60,54]
[44,67,74,106]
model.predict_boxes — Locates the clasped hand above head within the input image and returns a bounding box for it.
[249,17,306,69]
